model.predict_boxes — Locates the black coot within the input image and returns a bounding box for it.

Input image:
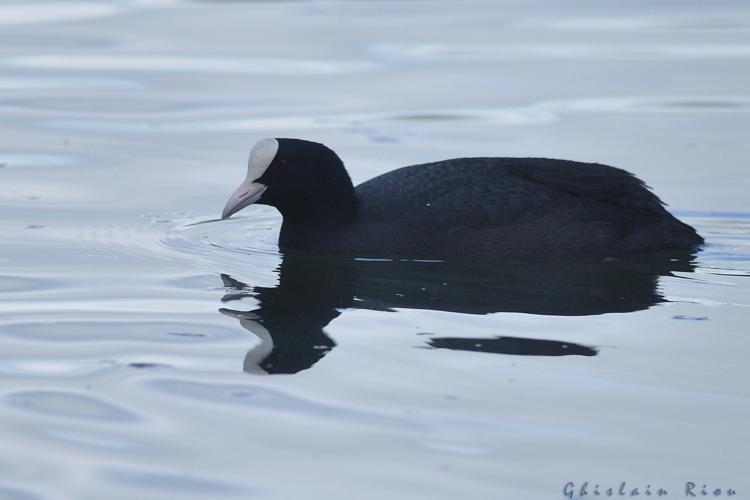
[221,138,702,260]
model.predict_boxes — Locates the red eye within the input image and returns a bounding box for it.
[278,159,287,167]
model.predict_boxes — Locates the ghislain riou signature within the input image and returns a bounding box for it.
[563,481,737,498]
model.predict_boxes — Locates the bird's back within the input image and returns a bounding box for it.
[348,157,701,260]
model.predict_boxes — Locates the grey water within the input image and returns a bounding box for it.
[1,1,749,499]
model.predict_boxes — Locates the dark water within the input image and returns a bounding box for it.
[1,1,749,499]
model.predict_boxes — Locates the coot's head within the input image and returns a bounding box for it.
[222,138,357,221]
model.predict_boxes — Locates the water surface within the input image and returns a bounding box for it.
[1,1,749,499]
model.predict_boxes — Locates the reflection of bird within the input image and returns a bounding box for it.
[219,259,350,375]
[220,250,697,375]
[222,138,702,260]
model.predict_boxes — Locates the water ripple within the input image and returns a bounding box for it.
[160,212,282,279]
[0,76,139,90]
[43,95,750,133]
[96,466,252,496]
[371,42,750,60]
[4,390,139,422]
[0,275,57,293]
[512,16,750,32]
[0,321,240,344]
[147,378,422,430]
[8,55,381,76]
[0,153,77,169]
[0,3,119,25]
[0,485,47,500]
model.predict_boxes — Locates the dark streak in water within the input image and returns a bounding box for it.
[165,331,207,338]
[182,217,224,227]
[390,113,476,122]
[672,315,709,321]
[128,362,172,369]
[427,336,598,357]
[655,100,750,109]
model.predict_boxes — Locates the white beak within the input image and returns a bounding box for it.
[221,178,267,219]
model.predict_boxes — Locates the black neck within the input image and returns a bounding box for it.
[276,180,358,225]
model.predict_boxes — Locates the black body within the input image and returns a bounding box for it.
[254,139,702,261]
